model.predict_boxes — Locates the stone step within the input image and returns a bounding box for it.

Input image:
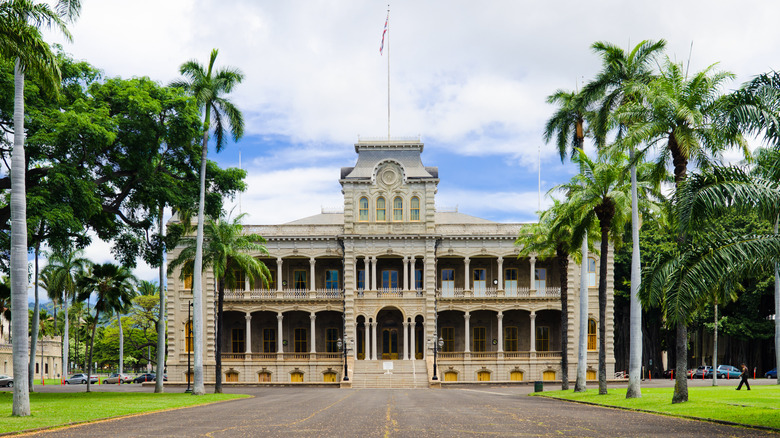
[351,360,429,388]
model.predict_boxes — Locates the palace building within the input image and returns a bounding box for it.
[165,138,614,386]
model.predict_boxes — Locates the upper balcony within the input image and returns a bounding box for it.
[224,288,343,301]
[436,286,561,300]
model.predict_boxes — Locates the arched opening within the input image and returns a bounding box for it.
[510,370,524,381]
[225,370,239,382]
[290,371,304,383]
[477,370,491,381]
[356,315,366,360]
[543,370,556,381]
[376,307,404,360]
[258,371,271,382]
[323,371,338,383]
[444,371,458,382]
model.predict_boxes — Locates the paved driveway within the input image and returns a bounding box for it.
[22,386,774,437]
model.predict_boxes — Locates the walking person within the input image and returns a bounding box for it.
[736,363,751,390]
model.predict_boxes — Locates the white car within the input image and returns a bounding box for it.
[65,373,99,384]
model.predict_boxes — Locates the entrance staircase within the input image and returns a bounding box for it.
[350,360,429,388]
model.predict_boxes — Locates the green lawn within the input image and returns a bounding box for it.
[536,385,780,430]
[0,392,249,434]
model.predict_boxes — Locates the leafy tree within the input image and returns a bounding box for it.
[172,48,245,395]
[169,213,270,393]
[76,263,136,392]
[0,0,79,416]
[582,39,667,398]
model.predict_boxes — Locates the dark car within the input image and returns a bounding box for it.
[0,374,13,387]
[766,368,777,379]
[133,373,156,383]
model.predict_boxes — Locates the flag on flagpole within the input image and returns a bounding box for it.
[380,12,388,55]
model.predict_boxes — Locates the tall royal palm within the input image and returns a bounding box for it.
[543,89,595,391]
[44,248,87,384]
[582,39,666,398]
[172,49,245,395]
[0,0,80,415]
[556,150,634,395]
[76,263,136,393]
[169,213,270,393]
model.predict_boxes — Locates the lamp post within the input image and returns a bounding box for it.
[337,335,350,381]
[185,300,193,393]
[432,334,443,380]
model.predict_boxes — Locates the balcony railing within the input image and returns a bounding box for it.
[221,352,342,361]
[437,351,561,360]
[223,288,344,300]
[437,286,560,299]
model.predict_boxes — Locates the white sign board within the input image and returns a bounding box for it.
[383,361,394,374]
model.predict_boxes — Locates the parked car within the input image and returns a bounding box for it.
[690,366,713,379]
[766,368,777,379]
[715,365,741,379]
[133,373,156,383]
[104,373,132,384]
[0,374,13,387]
[65,373,98,384]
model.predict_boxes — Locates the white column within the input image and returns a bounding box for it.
[497,257,504,290]
[276,258,283,292]
[464,257,471,290]
[464,312,471,353]
[309,257,316,292]
[364,320,370,360]
[276,313,284,354]
[402,256,409,291]
[371,256,377,290]
[409,257,415,290]
[353,258,359,290]
[403,322,409,360]
[529,256,537,291]
[371,320,378,360]
[309,312,316,354]
[497,312,503,353]
[530,311,537,352]
[245,313,252,354]
[410,321,416,359]
[353,322,358,360]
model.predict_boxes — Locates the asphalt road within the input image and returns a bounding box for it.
[17,383,777,438]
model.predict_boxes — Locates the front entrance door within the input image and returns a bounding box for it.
[382,329,398,359]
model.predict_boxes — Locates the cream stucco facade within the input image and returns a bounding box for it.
[166,139,614,385]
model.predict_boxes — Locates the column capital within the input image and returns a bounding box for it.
[464,256,470,262]
[529,255,537,263]
[530,311,536,319]
[464,312,470,319]
[497,311,503,319]
[310,257,316,265]
[310,312,316,320]
[245,313,252,320]
[497,256,503,263]
[277,257,284,263]
[277,313,284,321]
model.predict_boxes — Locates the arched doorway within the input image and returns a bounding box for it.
[376,308,403,360]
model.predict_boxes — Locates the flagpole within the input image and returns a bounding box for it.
[387,5,390,140]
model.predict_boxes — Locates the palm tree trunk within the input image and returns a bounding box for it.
[215,276,224,394]
[575,233,588,392]
[155,208,166,393]
[117,313,123,374]
[63,291,69,378]
[771,268,779,387]
[11,60,31,416]
[557,247,569,390]
[626,152,642,399]
[672,322,688,403]
[86,310,99,393]
[598,225,609,395]
[29,243,41,391]
[191,109,211,396]
[712,304,718,386]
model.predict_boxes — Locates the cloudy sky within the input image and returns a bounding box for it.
[37,0,779,285]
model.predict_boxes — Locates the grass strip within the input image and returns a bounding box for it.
[0,392,249,434]
[535,385,780,430]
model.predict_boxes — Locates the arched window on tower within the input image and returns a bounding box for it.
[393,196,403,221]
[410,196,420,221]
[376,197,386,221]
[359,197,369,221]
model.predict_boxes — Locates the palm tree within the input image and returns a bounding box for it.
[76,263,136,392]
[45,248,88,381]
[555,150,635,394]
[0,0,80,416]
[582,39,667,398]
[543,88,597,392]
[169,213,270,393]
[172,49,244,396]
[516,199,591,390]
[624,60,748,403]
